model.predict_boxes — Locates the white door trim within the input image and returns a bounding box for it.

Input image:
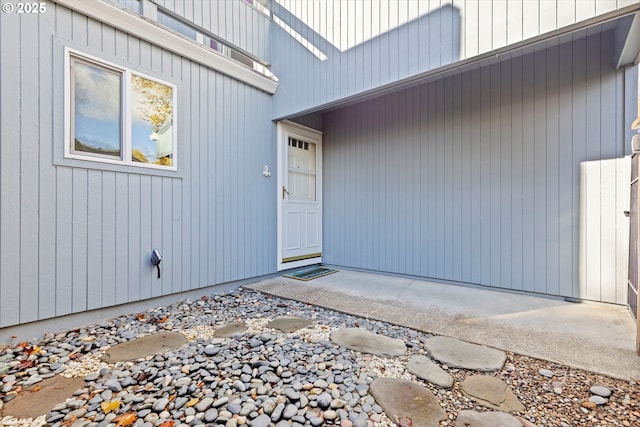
[277,120,323,271]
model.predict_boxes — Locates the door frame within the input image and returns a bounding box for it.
[276,120,323,271]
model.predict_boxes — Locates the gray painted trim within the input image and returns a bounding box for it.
[52,36,185,179]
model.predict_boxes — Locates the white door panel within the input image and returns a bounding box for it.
[306,212,320,247]
[277,122,322,270]
[285,211,302,250]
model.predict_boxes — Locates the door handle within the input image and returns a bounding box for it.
[282,186,290,199]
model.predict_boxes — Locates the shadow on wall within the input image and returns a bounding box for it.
[271,2,461,110]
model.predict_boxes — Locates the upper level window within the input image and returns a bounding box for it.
[244,0,270,16]
[66,49,177,170]
[109,0,141,14]
[155,9,276,82]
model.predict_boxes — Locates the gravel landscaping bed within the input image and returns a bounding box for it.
[0,288,638,427]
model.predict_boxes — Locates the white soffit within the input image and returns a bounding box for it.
[51,0,278,94]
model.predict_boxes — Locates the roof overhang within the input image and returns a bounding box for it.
[280,3,640,121]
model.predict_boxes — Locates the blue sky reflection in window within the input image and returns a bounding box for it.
[73,60,122,157]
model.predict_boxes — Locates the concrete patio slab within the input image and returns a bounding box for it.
[244,269,640,380]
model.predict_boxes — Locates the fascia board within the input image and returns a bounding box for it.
[52,0,278,94]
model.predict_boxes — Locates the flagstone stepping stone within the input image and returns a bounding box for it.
[2,375,85,419]
[461,375,525,413]
[266,317,314,333]
[407,355,453,388]
[424,336,506,371]
[214,321,248,337]
[330,328,406,357]
[103,332,187,362]
[455,410,523,427]
[369,377,446,427]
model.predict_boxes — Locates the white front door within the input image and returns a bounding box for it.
[277,121,322,271]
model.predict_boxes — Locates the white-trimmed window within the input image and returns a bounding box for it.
[65,49,177,170]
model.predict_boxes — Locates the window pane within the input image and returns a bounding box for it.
[131,74,174,167]
[72,60,122,158]
[288,138,317,202]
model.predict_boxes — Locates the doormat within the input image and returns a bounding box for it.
[284,266,338,281]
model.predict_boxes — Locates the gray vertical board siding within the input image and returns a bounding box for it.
[507,0,523,43]
[520,50,535,292]
[191,64,203,287]
[546,44,560,297]
[86,171,103,310]
[533,49,547,295]
[139,175,153,300]
[222,77,232,282]
[150,176,164,298]
[115,174,129,305]
[213,72,224,285]
[572,35,588,300]
[469,68,482,283]
[127,175,142,302]
[72,169,88,313]
[444,77,455,279]
[451,73,463,282]
[557,39,575,297]
[56,169,73,316]
[171,179,183,294]
[459,70,472,282]
[204,70,215,284]
[0,9,21,326]
[322,29,632,303]
[0,3,276,328]
[489,62,502,287]
[599,29,619,304]
[557,0,576,28]
[271,0,638,119]
[583,33,602,301]
[39,10,58,321]
[19,10,40,323]
[479,66,491,286]
[510,55,524,291]
[499,60,512,287]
